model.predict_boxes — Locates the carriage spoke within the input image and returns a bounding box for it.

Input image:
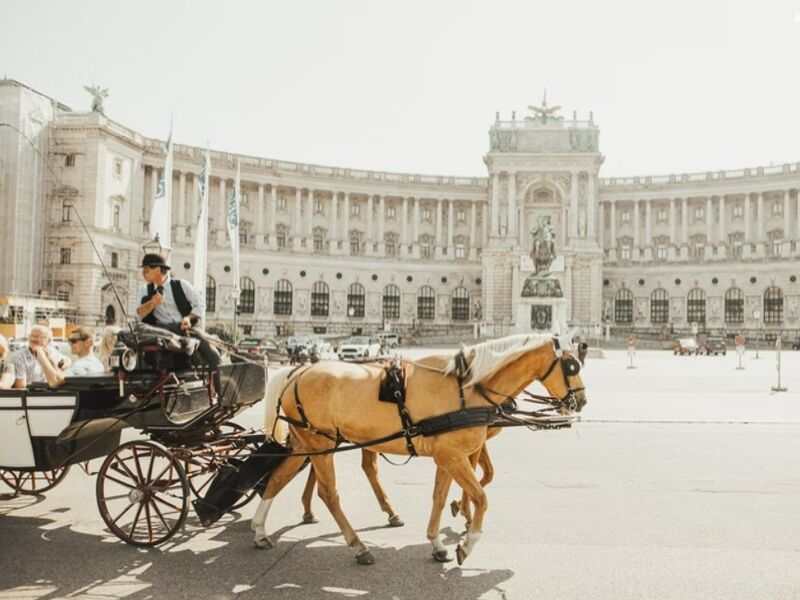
[150,492,182,512]
[150,461,177,491]
[149,498,171,531]
[128,502,144,540]
[101,493,133,502]
[144,500,154,542]
[113,455,141,484]
[103,473,138,490]
[131,447,145,483]
[110,501,136,526]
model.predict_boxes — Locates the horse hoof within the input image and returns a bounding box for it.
[355,550,375,565]
[388,514,405,527]
[302,513,319,524]
[432,549,452,563]
[450,500,461,517]
[455,544,467,566]
[253,536,274,549]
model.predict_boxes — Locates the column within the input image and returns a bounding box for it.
[744,193,751,242]
[705,196,713,244]
[400,196,409,255]
[756,192,764,243]
[633,199,640,250]
[366,194,374,252]
[795,189,800,244]
[435,197,443,258]
[293,188,302,251]
[269,185,277,250]
[569,171,578,239]
[597,200,604,250]
[507,171,517,240]
[177,171,186,239]
[681,197,688,244]
[609,201,617,260]
[587,172,596,240]
[469,201,477,260]
[644,199,652,260]
[377,195,386,255]
[669,198,676,248]
[216,178,226,245]
[718,195,726,243]
[330,191,339,253]
[343,192,351,254]
[481,202,488,249]
[447,199,455,257]
[256,183,265,247]
[412,197,420,257]
[490,173,500,237]
[306,189,314,237]
[782,190,791,240]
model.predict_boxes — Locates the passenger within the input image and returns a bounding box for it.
[136,253,221,369]
[0,334,15,389]
[11,325,70,388]
[97,325,121,372]
[36,326,104,388]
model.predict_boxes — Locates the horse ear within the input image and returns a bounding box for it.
[564,328,578,348]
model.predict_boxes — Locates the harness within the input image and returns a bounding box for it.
[273,338,583,458]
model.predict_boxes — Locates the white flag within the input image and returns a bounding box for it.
[227,158,241,297]
[192,145,211,300]
[150,120,173,249]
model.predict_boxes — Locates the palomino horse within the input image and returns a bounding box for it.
[254,334,586,565]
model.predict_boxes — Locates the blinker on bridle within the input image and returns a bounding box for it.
[538,337,585,410]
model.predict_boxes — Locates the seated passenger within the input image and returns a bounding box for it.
[11,325,71,388]
[97,325,121,372]
[0,335,15,389]
[35,326,104,388]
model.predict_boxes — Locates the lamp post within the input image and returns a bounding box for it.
[753,309,761,359]
[231,287,241,346]
[142,234,170,261]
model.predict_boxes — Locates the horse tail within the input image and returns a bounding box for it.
[264,366,294,443]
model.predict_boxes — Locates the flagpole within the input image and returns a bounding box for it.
[228,158,242,345]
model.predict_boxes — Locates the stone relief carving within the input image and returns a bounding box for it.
[438,296,449,317]
[578,210,587,238]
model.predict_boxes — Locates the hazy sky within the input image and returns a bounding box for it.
[2,0,799,177]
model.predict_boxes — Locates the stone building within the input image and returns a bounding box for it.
[1,78,798,341]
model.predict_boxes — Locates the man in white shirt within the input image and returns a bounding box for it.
[0,334,16,389]
[37,325,104,388]
[11,325,70,388]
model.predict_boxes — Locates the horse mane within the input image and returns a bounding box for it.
[444,333,553,387]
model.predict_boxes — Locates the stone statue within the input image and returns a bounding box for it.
[578,210,587,237]
[527,89,561,124]
[84,85,109,115]
[530,215,556,274]
[490,128,500,151]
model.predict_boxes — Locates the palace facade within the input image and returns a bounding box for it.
[1,78,799,341]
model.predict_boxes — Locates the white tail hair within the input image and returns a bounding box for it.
[444,333,552,387]
[263,366,294,444]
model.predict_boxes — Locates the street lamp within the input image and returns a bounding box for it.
[753,309,761,359]
[141,234,170,261]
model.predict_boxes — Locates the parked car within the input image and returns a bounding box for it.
[338,336,381,361]
[702,336,727,356]
[792,337,800,350]
[674,337,700,355]
[237,337,290,364]
[375,332,400,348]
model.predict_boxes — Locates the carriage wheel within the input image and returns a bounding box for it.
[183,422,259,511]
[96,440,189,547]
[0,466,70,496]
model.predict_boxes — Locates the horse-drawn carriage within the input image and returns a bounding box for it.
[0,323,267,546]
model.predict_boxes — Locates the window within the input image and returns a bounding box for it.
[311,281,329,317]
[620,245,631,260]
[238,277,255,314]
[422,207,432,222]
[105,305,116,325]
[656,245,668,260]
[387,206,396,220]
[274,279,293,315]
[724,287,743,324]
[60,248,72,265]
[114,159,123,178]
[350,236,361,255]
[650,288,669,324]
[350,203,361,217]
[347,283,365,318]
[239,229,249,246]
[65,154,76,167]
[455,244,466,259]
[420,236,432,259]
[383,284,401,320]
[277,232,287,249]
[61,200,72,222]
[277,197,287,210]
[732,204,743,219]
[314,199,324,215]
[687,288,706,325]
[56,290,70,302]
[614,288,633,323]
[206,275,216,313]
[451,287,470,321]
[621,210,631,224]
[313,234,325,254]
[772,201,783,217]
[457,208,466,224]
[385,233,397,256]
[763,286,783,324]
[242,325,252,336]
[417,286,435,320]
[694,206,705,221]
[656,208,668,223]
[113,205,120,230]
[111,252,118,269]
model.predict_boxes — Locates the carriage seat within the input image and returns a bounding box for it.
[118,322,199,356]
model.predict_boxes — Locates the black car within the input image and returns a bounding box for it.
[702,337,727,356]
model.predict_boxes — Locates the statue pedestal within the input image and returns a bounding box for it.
[514,297,569,334]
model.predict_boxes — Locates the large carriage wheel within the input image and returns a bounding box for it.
[0,467,70,496]
[183,422,259,511]
[96,440,189,547]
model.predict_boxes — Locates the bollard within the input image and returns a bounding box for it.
[771,336,788,392]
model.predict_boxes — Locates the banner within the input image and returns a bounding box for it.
[192,144,210,301]
[227,158,241,297]
[149,120,173,249]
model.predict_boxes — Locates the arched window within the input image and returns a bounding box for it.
[451,287,470,321]
[724,287,743,324]
[383,284,401,320]
[764,286,783,324]
[274,279,293,315]
[311,281,329,317]
[347,283,365,317]
[650,288,669,324]
[238,277,255,314]
[614,288,633,323]
[105,305,116,325]
[417,286,435,320]
[687,288,706,324]
[206,275,216,313]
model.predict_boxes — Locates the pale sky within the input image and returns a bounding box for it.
[2,0,799,178]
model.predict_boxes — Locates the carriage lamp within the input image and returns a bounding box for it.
[142,234,171,261]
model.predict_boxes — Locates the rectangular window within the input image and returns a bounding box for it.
[114,159,123,178]
[385,240,396,256]
[277,233,286,249]
[350,203,360,217]
[62,201,71,222]
[694,206,705,220]
[111,252,118,268]
[350,237,361,255]
[60,248,71,265]
[457,209,466,224]
[772,202,783,217]
[314,199,324,215]
[621,211,631,224]
[65,154,76,167]
[455,244,466,259]
[732,204,743,219]
[772,239,782,256]
[313,235,324,254]
[657,208,668,223]
[113,205,120,230]
[420,243,431,259]
[422,208,431,221]
[277,197,287,210]
[656,245,667,260]
[239,230,248,245]
[387,206,396,220]
[732,242,743,257]
[56,290,70,302]
[621,246,631,260]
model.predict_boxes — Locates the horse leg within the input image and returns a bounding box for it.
[300,466,319,523]
[445,456,489,566]
[361,450,404,527]
[451,447,481,527]
[310,454,375,565]
[426,464,454,562]
[251,455,308,549]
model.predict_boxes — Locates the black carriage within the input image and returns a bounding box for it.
[0,324,267,546]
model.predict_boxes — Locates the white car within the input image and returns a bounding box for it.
[338,336,381,361]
